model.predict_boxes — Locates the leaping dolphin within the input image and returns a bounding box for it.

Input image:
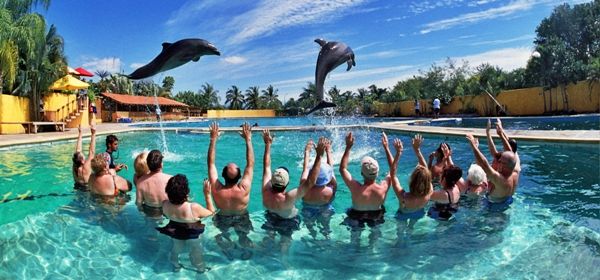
[307,38,356,115]
[125,38,221,80]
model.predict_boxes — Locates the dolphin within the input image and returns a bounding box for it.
[125,38,221,80]
[307,38,356,115]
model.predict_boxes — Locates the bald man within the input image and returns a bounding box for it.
[207,122,255,259]
[466,134,519,211]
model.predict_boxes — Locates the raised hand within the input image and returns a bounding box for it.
[495,118,504,134]
[393,138,403,154]
[412,134,423,150]
[316,137,327,156]
[262,129,273,145]
[441,143,451,159]
[203,178,211,194]
[486,119,491,132]
[305,139,314,153]
[381,131,389,148]
[209,122,219,140]
[240,122,252,141]
[345,132,354,148]
[466,134,479,148]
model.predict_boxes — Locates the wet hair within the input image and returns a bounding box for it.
[91,154,108,174]
[134,152,149,177]
[165,174,189,205]
[441,165,463,189]
[72,152,84,174]
[222,165,241,185]
[409,165,432,197]
[436,143,451,158]
[105,134,118,149]
[509,139,518,153]
[146,150,163,172]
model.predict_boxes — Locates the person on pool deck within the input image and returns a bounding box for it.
[387,134,433,228]
[157,174,215,272]
[72,124,97,191]
[466,134,518,211]
[427,143,463,221]
[89,153,132,204]
[261,130,326,253]
[136,150,172,219]
[301,137,337,240]
[433,97,441,119]
[207,121,255,259]
[340,131,392,247]
[105,134,127,172]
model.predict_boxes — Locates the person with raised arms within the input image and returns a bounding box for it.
[340,131,392,247]
[207,122,255,260]
[72,124,97,191]
[261,130,327,252]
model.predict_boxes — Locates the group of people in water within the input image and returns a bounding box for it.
[71,119,520,272]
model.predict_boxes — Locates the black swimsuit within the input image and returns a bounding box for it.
[428,189,459,221]
[156,203,205,240]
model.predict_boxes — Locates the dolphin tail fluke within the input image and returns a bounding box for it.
[306,100,336,115]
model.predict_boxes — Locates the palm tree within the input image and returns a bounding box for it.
[107,74,133,94]
[199,82,219,109]
[327,86,341,104]
[244,86,261,109]
[225,85,244,109]
[261,84,282,109]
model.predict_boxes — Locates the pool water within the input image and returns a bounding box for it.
[131,116,413,128]
[414,114,600,130]
[0,128,599,279]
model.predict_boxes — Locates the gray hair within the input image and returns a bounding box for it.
[467,164,486,185]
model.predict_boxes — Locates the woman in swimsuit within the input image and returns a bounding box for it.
[158,175,215,272]
[72,124,97,190]
[89,153,131,205]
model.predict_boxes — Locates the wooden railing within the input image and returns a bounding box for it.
[55,96,85,122]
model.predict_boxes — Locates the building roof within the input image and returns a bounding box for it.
[101,92,188,107]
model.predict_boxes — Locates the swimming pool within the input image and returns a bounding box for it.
[0,128,599,279]
[412,114,600,130]
[131,116,413,128]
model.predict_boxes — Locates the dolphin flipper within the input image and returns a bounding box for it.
[306,100,336,115]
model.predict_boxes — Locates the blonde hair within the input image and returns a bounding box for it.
[91,154,108,174]
[409,165,432,197]
[134,152,150,177]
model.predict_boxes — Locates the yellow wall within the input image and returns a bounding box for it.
[0,94,31,134]
[207,109,276,118]
[45,93,89,128]
[375,81,600,116]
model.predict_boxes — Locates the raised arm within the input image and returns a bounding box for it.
[339,132,359,189]
[75,124,83,153]
[440,143,454,166]
[325,139,333,166]
[391,138,404,199]
[239,122,255,190]
[203,178,216,214]
[86,125,96,161]
[412,134,428,167]
[300,139,314,184]
[467,134,498,177]
[382,132,393,168]
[207,122,219,186]
[496,118,512,152]
[262,129,273,192]
[293,137,327,199]
[486,119,500,157]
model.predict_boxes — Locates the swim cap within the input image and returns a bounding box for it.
[361,156,379,180]
[271,167,290,188]
[315,163,333,187]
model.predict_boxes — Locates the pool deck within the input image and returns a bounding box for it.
[0,118,598,148]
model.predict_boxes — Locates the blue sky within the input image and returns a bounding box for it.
[39,0,587,101]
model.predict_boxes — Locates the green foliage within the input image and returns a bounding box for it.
[225,85,244,110]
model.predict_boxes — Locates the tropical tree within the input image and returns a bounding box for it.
[161,76,174,96]
[298,82,317,111]
[133,80,162,97]
[225,85,244,109]
[199,82,220,109]
[244,86,261,109]
[107,74,133,94]
[261,84,281,110]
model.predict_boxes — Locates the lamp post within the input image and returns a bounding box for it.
[532,50,547,113]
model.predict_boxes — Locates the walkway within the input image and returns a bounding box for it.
[0,118,598,148]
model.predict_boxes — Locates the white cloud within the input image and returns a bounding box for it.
[130,63,145,69]
[420,0,535,34]
[227,0,368,45]
[409,0,465,14]
[82,57,122,73]
[222,56,248,65]
[468,34,534,46]
[165,0,220,27]
[449,46,533,71]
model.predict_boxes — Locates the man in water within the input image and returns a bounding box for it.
[207,122,255,259]
[105,134,127,172]
[135,150,172,219]
[340,131,392,247]
[261,130,327,253]
[466,134,518,211]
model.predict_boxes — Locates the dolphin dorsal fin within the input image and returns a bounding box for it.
[161,42,172,50]
[314,38,327,47]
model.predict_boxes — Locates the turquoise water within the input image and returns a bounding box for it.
[131,116,412,128]
[1,127,599,279]
[414,114,600,130]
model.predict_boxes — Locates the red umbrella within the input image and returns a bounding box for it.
[75,67,94,77]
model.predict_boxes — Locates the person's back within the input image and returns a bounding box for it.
[212,180,251,214]
[303,181,335,205]
[349,179,387,211]
[136,150,170,207]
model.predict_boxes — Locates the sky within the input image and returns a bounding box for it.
[38,0,588,102]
